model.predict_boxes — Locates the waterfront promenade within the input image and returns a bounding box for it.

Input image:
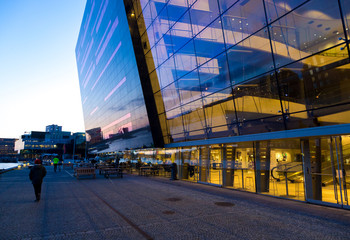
[1,167,350,240]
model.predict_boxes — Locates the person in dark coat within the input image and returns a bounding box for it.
[29,159,47,202]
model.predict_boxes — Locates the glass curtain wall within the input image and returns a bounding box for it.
[120,134,350,207]
[130,0,350,144]
[302,135,350,208]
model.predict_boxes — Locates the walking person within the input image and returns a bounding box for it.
[29,159,47,202]
[53,156,59,172]
[58,157,63,172]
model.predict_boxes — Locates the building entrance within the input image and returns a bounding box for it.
[303,136,350,208]
[180,147,199,182]
[198,146,222,186]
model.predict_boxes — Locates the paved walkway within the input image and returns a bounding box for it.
[1,166,350,240]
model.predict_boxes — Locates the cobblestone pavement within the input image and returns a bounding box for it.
[1,166,350,240]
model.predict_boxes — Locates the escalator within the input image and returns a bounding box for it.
[271,162,303,183]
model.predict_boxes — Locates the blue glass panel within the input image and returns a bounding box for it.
[182,99,206,132]
[271,0,345,67]
[170,11,193,53]
[227,28,274,85]
[221,0,266,49]
[166,0,189,25]
[152,7,171,45]
[158,56,177,89]
[174,40,197,79]
[190,0,220,35]
[264,0,307,23]
[162,82,181,111]
[194,18,226,66]
[198,52,231,97]
[145,24,156,48]
[218,0,239,13]
[177,70,201,105]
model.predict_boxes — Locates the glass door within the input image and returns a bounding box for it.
[198,145,222,186]
[181,147,199,182]
[209,146,222,186]
[331,136,349,208]
[303,135,350,208]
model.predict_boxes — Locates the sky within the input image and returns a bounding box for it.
[0,0,87,139]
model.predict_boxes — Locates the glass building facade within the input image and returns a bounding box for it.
[77,0,350,209]
[76,0,156,153]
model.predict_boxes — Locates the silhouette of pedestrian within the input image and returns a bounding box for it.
[29,159,47,202]
[58,157,63,172]
[53,156,59,172]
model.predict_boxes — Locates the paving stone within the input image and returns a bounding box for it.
[0,166,349,240]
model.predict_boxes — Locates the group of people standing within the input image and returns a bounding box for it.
[29,156,62,202]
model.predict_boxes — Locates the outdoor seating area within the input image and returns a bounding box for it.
[74,167,96,179]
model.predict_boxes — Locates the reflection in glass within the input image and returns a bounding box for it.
[270,0,344,67]
[158,56,177,89]
[227,28,274,85]
[222,0,266,49]
[218,0,239,14]
[190,0,220,35]
[177,70,201,105]
[161,82,181,112]
[277,45,350,129]
[233,72,282,131]
[174,40,197,78]
[194,18,226,66]
[199,52,231,97]
[170,11,192,53]
[203,88,236,138]
[167,107,184,137]
[265,0,307,23]
[182,99,206,134]
[167,0,189,24]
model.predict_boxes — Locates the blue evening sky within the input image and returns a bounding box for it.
[0,0,87,138]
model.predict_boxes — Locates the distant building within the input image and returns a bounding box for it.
[21,125,86,159]
[85,127,102,144]
[0,138,18,161]
[46,124,62,133]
